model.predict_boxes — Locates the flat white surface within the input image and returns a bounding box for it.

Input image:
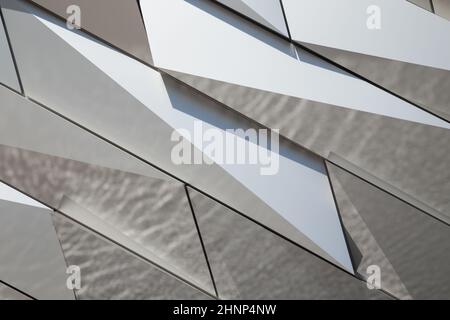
[283,0,450,71]
[142,0,450,129]
[217,0,288,36]
[0,182,48,209]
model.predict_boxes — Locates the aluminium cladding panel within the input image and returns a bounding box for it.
[141,0,450,224]
[187,187,390,300]
[52,214,212,300]
[434,0,450,20]
[0,186,75,300]
[282,0,450,118]
[408,0,433,11]
[216,0,289,36]
[141,0,449,129]
[0,85,215,295]
[29,0,152,63]
[328,163,450,299]
[1,0,355,273]
[282,0,450,70]
[0,11,20,91]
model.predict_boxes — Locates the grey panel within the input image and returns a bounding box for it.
[0,144,215,295]
[0,11,19,91]
[29,0,152,64]
[0,65,214,293]
[283,0,450,71]
[434,0,450,19]
[167,70,450,222]
[52,214,212,300]
[0,200,74,300]
[282,0,450,120]
[329,153,450,225]
[216,0,289,36]
[187,187,390,300]
[408,0,433,11]
[302,41,450,121]
[327,167,412,300]
[327,163,450,299]
[0,282,31,300]
[0,84,167,181]
[141,0,449,129]
[0,180,47,209]
[1,0,355,272]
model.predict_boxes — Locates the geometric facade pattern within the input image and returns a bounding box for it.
[0,0,449,300]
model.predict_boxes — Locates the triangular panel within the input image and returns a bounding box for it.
[216,0,289,36]
[0,199,74,300]
[187,187,389,300]
[1,0,354,273]
[29,0,152,63]
[0,143,216,295]
[327,162,450,299]
[141,0,449,129]
[52,213,212,299]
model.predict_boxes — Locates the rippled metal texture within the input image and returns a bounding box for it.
[0,0,448,300]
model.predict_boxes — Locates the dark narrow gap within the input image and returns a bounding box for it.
[0,6,25,95]
[279,0,292,39]
[184,185,220,299]
[49,213,78,300]
[25,0,152,68]
[0,0,436,294]
[0,175,216,300]
[323,161,400,301]
[323,160,357,276]
[0,279,37,300]
[328,155,450,227]
[52,208,218,300]
[136,0,144,20]
[11,95,378,281]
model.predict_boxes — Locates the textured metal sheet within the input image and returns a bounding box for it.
[328,162,450,299]
[2,0,354,273]
[52,214,212,300]
[29,0,152,63]
[187,187,390,300]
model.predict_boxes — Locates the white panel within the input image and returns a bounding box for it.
[217,0,289,36]
[283,0,450,71]
[0,181,48,209]
[141,0,450,129]
[0,13,19,91]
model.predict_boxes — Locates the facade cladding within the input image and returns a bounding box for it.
[0,0,449,301]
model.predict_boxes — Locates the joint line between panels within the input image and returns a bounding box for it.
[0,279,37,300]
[0,6,25,95]
[0,176,215,299]
[323,159,357,276]
[49,214,78,300]
[52,209,218,300]
[279,0,292,39]
[326,156,450,227]
[185,185,220,299]
[16,94,369,282]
